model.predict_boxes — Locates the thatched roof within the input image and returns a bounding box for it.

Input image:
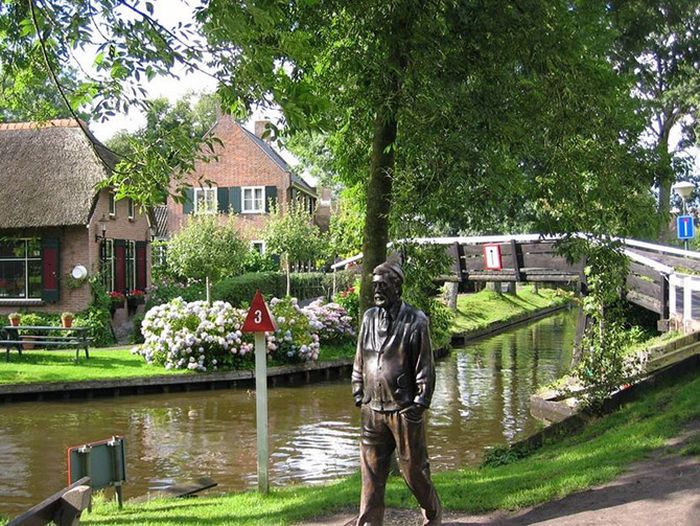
[0,119,117,229]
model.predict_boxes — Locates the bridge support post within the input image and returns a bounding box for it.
[444,281,459,311]
[504,281,517,295]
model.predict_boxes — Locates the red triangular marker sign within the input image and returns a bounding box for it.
[242,290,277,333]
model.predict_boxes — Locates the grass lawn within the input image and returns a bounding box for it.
[0,347,190,385]
[451,285,573,334]
[77,371,699,526]
[0,342,357,386]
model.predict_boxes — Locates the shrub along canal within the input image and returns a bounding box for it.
[0,309,576,518]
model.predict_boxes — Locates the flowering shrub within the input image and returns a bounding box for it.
[135,298,253,372]
[334,285,359,330]
[302,299,355,344]
[135,296,329,372]
[109,291,125,302]
[127,289,145,298]
[268,297,320,362]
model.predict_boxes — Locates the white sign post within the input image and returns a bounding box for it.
[241,290,277,494]
[254,332,269,493]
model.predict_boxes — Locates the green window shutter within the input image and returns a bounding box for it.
[41,237,60,303]
[265,186,278,213]
[230,186,242,213]
[183,188,194,214]
[217,187,230,213]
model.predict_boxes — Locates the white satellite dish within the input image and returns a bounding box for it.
[71,265,88,280]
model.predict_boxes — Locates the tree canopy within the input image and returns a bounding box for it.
[2,0,694,311]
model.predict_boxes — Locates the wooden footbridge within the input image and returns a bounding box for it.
[332,234,700,330]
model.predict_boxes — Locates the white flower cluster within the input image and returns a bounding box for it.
[133,296,342,371]
[134,297,248,372]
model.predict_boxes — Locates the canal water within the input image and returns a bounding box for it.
[0,309,575,517]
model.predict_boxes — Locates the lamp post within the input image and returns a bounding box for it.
[672,181,695,250]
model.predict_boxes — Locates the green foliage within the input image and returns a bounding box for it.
[327,185,365,260]
[264,202,328,294]
[145,279,206,311]
[167,214,247,285]
[212,272,285,307]
[86,276,116,346]
[562,238,646,407]
[333,281,360,330]
[212,271,348,307]
[395,242,454,350]
[240,248,277,273]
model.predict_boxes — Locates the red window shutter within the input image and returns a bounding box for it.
[41,237,60,303]
[114,239,126,292]
[135,241,147,290]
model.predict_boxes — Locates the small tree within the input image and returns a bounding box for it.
[167,214,246,302]
[264,202,326,296]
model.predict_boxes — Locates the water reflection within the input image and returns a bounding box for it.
[0,309,575,517]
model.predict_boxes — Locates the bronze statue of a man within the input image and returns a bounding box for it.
[352,261,442,526]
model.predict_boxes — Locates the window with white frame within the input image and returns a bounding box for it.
[125,240,136,291]
[194,187,217,214]
[251,240,265,254]
[0,238,41,299]
[100,239,115,291]
[242,186,265,213]
[127,198,135,220]
[108,191,116,217]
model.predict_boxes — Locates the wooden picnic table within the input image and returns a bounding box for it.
[1,325,91,362]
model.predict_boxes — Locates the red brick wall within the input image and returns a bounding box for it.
[0,189,152,316]
[167,116,290,241]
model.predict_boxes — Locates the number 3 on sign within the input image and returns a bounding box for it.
[254,310,262,324]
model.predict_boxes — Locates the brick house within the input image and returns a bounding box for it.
[167,115,325,252]
[0,119,152,317]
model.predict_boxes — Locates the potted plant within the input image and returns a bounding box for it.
[19,313,43,349]
[8,312,20,327]
[61,311,74,328]
[109,291,126,316]
[126,289,146,312]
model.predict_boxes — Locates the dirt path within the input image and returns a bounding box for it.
[305,429,699,526]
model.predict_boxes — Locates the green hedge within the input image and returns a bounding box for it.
[210,270,359,307]
[212,272,286,307]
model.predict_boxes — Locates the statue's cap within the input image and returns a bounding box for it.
[373,261,404,285]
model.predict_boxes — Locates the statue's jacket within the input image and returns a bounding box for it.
[352,301,435,413]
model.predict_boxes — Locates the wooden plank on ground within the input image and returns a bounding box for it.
[7,476,91,526]
[161,478,218,498]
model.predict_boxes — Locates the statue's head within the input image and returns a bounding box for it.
[372,261,404,309]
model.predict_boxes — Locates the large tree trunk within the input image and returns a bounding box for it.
[358,12,409,315]
[359,113,398,314]
[655,117,675,243]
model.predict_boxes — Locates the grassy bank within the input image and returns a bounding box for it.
[450,285,573,334]
[78,371,699,526]
[0,342,356,385]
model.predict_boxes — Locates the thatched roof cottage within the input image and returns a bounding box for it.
[0,119,152,316]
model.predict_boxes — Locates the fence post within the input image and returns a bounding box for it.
[669,274,676,318]
[683,275,692,323]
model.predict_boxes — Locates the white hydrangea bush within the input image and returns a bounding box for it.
[135,298,251,371]
[135,296,337,371]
